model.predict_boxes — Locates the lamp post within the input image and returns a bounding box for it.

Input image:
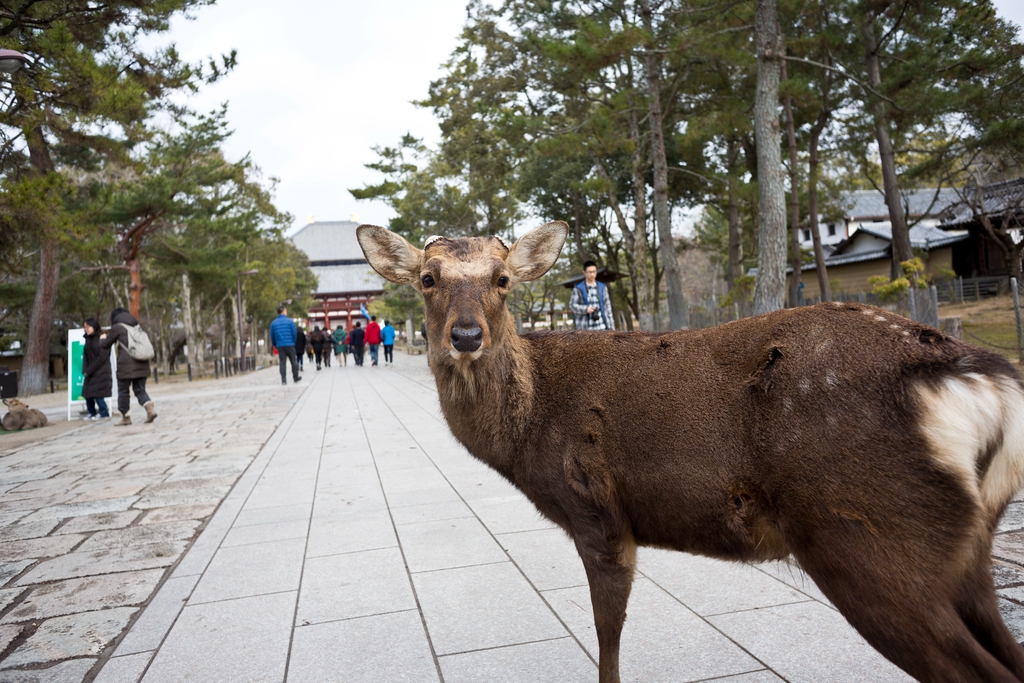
[236,269,258,371]
[0,49,28,111]
[0,49,28,74]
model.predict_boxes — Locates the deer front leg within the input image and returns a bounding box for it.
[574,526,637,683]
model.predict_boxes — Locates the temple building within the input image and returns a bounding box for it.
[289,220,385,331]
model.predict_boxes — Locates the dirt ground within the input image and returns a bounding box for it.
[941,294,1023,363]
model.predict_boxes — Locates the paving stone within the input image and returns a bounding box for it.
[7,476,83,495]
[468,495,557,534]
[999,596,1024,644]
[140,476,237,495]
[287,610,437,683]
[390,499,473,526]
[19,496,140,523]
[0,534,85,562]
[995,531,1024,566]
[116,575,199,656]
[231,503,311,527]
[708,600,913,682]
[0,468,59,487]
[188,538,304,604]
[221,520,307,547]
[994,560,1024,589]
[305,509,396,558]
[140,591,294,683]
[0,561,34,588]
[16,541,187,585]
[94,652,153,683]
[297,547,416,625]
[133,487,230,510]
[2,570,164,623]
[76,520,201,553]
[547,578,762,682]
[438,637,594,683]
[1,607,136,667]
[412,561,566,655]
[0,623,21,652]
[0,519,60,542]
[998,502,1024,534]
[396,516,507,573]
[140,504,216,525]
[497,528,588,592]
[56,511,142,535]
[639,549,809,616]
[0,658,95,682]
[0,587,25,612]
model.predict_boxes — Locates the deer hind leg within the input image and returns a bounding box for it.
[795,536,1022,683]
[956,554,1024,680]
[573,525,636,683]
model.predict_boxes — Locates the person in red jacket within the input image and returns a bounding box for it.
[365,316,382,366]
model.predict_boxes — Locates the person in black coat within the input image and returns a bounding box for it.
[100,308,157,426]
[81,318,112,419]
[295,326,307,371]
[349,321,365,366]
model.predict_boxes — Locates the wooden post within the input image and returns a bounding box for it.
[1012,278,1023,364]
[930,285,940,328]
[908,287,918,322]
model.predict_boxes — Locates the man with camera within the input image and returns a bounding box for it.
[570,260,615,331]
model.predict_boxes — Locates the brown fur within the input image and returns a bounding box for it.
[358,222,1024,683]
[2,398,48,431]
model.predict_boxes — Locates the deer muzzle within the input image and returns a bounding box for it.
[450,324,484,353]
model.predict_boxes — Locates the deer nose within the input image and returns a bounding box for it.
[450,325,483,353]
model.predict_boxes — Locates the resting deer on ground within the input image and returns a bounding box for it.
[358,221,1024,683]
[2,398,48,431]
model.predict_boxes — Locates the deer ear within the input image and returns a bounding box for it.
[357,225,423,285]
[507,221,568,282]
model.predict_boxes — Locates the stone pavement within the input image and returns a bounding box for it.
[5,351,1024,682]
[0,368,305,682]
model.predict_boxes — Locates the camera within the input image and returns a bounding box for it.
[590,309,601,322]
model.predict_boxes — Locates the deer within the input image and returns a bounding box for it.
[357,220,1024,683]
[2,398,48,431]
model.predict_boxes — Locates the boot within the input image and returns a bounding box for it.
[144,401,158,423]
[115,415,131,427]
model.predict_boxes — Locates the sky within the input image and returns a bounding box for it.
[162,0,1024,237]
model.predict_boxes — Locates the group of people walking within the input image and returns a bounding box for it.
[270,306,397,384]
[80,308,158,426]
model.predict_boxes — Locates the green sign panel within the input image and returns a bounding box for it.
[69,332,85,402]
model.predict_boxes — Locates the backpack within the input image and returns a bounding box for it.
[118,323,155,361]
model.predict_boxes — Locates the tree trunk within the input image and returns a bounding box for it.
[19,126,60,396]
[752,0,788,315]
[182,274,196,372]
[862,12,912,273]
[782,62,802,308]
[627,116,655,330]
[726,139,743,290]
[639,0,687,329]
[128,256,143,319]
[228,291,241,358]
[808,108,832,301]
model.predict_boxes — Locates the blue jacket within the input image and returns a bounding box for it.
[269,315,297,348]
[570,280,614,330]
[381,324,396,345]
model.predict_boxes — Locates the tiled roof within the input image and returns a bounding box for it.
[795,223,968,273]
[842,188,961,220]
[290,221,366,261]
[310,264,384,296]
[939,178,1024,227]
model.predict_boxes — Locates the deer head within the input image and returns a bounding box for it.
[357,222,568,362]
[3,398,26,412]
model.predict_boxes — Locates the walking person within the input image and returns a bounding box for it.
[349,321,365,366]
[322,336,331,367]
[333,325,348,366]
[100,308,157,426]
[270,305,301,385]
[569,260,615,330]
[81,318,111,420]
[311,326,325,370]
[365,316,381,366]
[381,319,396,365]
[295,326,307,372]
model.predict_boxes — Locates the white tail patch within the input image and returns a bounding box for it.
[917,374,1024,519]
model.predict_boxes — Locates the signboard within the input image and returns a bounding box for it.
[68,328,114,420]
[68,328,85,420]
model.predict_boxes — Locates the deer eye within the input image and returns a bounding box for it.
[421,274,435,288]
[497,276,509,288]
